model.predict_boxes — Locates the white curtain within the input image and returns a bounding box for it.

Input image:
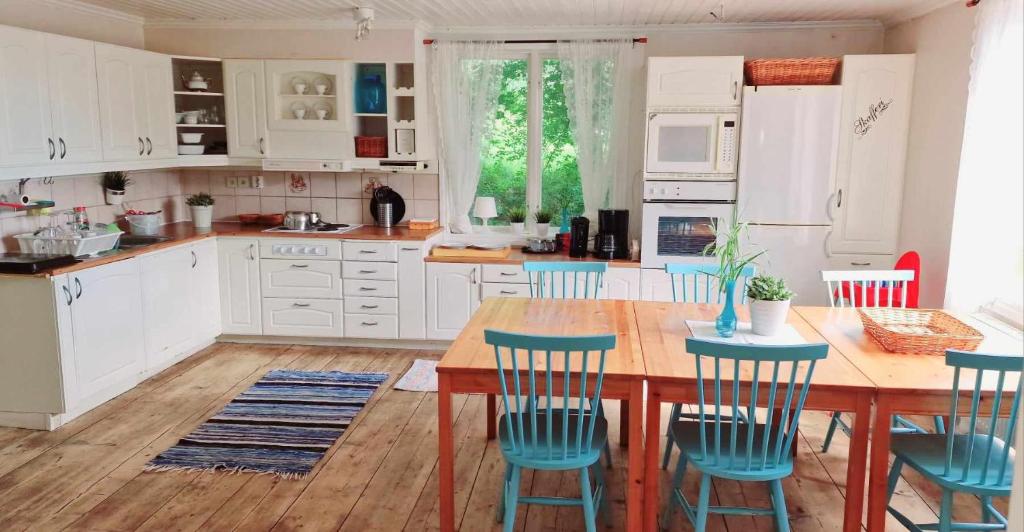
[430,41,504,233]
[944,0,1024,317]
[556,39,635,220]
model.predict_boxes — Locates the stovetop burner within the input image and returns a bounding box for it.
[262,223,361,234]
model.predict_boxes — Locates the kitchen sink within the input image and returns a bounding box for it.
[118,235,171,249]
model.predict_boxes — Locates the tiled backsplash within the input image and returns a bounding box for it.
[0,170,186,253]
[184,170,440,225]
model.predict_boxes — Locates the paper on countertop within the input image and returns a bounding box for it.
[685,320,809,346]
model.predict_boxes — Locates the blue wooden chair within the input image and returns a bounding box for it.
[661,263,757,470]
[820,269,945,453]
[885,349,1021,532]
[487,329,615,532]
[663,338,829,531]
[523,261,607,299]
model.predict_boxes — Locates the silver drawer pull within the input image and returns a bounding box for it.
[359,250,378,254]
[500,272,517,276]
[500,290,517,295]
[358,270,377,274]
[361,321,379,326]
[851,261,871,266]
[359,287,377,291]
[360,304,379,309]
[292,303,311,307]
[401,247,418,251]
[291,264,309,268]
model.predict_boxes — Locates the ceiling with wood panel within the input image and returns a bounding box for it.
[73,0,956,27]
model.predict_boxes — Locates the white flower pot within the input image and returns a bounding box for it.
[749,299,791,336]
[191,205,213,229]
[511,222,525,234]
[535,223,550,237]
[104,188,125,205]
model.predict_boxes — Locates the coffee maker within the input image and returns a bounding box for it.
[568,217,590,258]
[593,209,629,260]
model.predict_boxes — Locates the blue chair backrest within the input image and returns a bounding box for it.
[486,329,616,464]
[666,264,756,304]
[523,261,608,300]
[943,350,1023,489]
[686,338,828,472]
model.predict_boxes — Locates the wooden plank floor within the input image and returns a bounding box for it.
[0,343,1004,531]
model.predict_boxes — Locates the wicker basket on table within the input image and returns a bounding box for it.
[857,308,984,355]
[745,58,840,86]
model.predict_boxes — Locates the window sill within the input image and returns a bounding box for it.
[445,225,554,245]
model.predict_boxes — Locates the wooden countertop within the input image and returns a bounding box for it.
[425,246,641,268]
[5,222,442,278]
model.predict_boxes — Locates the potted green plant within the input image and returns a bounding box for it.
[703,218,764,338]
[533,209,553,237]
[186,192,215,229]
[507,206,527,235]
[102,171,131,205]
[747,274,795,336]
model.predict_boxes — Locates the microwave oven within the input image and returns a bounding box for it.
[644,111,738,180]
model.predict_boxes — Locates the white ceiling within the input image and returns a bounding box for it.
[71,0,956,28]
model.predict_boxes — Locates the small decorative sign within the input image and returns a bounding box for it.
[288,172,308,193]
[854,98,893,138]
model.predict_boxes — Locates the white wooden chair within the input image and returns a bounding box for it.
[819,269,945,452]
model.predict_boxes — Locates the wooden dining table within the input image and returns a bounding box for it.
[795,306,1023,532]
[435,297,647,532]
[635,301,877,532]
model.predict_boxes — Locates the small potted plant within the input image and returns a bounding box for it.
[507,206,527,234]
[533,209,553,237]
[186,192,215,229]
[102,171,131,205]
[747,274,795,336]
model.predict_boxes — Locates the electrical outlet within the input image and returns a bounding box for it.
[237,176,251,188]
[252,175,264,189]
[225,176,238,188]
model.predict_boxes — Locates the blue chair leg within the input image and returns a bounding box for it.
[886,458,904,502]
[769,478,791,532]
[933,415,946,435]
[938,488,953,532]
[981,495,992,524]
[591,462,609,522]
[496,462,512,522]
[594,399,613,468]
[662,452,688,529]
[503,465,521,532]
[662,403,682,469]
[695,473,712,532]
[579,466,597,532]
[821,411,843,452]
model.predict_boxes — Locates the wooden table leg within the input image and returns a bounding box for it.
[626,382,645,532]
[486,393,497,440]
[867,394,893,532]
[620,399,630,447]
[643,385,662,532]
[438,373,456,532]
[843,392,872,532]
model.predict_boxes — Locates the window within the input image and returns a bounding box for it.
[473,53,583,228]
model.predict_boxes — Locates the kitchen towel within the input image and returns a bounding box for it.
[394,359,438,392]
[685,320,808,346]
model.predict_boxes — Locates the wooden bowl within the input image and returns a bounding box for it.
[259,213,284,226]
[238,213,260,224]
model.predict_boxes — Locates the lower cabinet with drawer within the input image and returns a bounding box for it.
[481,282,531,299]
[341,242,401,339]
[262,298,344,337]
[344,314,399,339]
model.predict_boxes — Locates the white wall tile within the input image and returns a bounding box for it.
[388,173,414,201]
[74,174,105,207]
[51,177,77,210]
[336,172,363,198]
[183,170,211,195]
[310,173,336,197]
[311,197,337,223]
[285,196,312,212]
[413,199,440,220]
[414,173,439,200]
[261,196,285,215]
[209,171,236,196]
[236,195,260,215]
[261,171,286,196]
[212,195,237,221]
[336,198,362,224]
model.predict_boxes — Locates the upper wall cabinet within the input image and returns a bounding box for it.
[263,60,353,159]
[224,59,268,159]
[95,43,175,162]
[646,56,744,108]
[830,54,915,255]
[0,26,103,167]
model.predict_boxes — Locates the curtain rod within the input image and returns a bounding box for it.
[423,37,647,45]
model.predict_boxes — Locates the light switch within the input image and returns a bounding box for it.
[237,176,251,188]
[252,175,264,189]
[225,176,238,188]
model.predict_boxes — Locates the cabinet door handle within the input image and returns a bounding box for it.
[58,138,67,159]
[400,247,418,251]
[360,321,379,326]
[733,81,738,100]
[360,304,379,309]
[851,261,872,266]
[47,138,55,160]
[191,250,197,268]
[359,287,377,291]
[145,137,152,155]
[836,189,843,208]
[247,244,255,261]
[292,303,311,307]
[359,250,378,254]
[499,272,517,276]
[62,285,72,306]
[500,290,517,295]
[138,137,144,156]
[258,137,265,155]
[74,277,82,299]
[290,264,309,268]
[358,269,377,274]
[470,268,477,284]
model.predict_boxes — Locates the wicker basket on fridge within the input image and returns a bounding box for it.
[744,58,840,86]
[355,136,387,158]
[857,308,984,355]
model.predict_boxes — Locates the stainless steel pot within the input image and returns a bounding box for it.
[307,212,322,226]
[283,211,310,230]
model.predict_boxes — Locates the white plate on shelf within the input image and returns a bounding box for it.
[178,144,206,155]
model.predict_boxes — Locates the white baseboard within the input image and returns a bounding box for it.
[217,334,451,351]
[0,411,63,430]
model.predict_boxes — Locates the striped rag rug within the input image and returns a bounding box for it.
[146,369,388,479]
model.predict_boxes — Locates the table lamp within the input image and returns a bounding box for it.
[473,196,497,232]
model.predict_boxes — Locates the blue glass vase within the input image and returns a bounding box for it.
[358,74,386,114]
[559,208,571,233]
[715,279,738,338]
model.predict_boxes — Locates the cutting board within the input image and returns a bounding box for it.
[431,246,512,259]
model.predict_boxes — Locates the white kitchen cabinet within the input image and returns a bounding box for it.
[45,34,103,164]
[224,59,268,158]
[830,54,915,255]
[263,59,353,159]
[191,239,222,340]
[261,259,342,299]
[262,298,344,337]
[481,283,531,299]
[646,56,744,107]
[345,314,398,339]
[426,262,480,340]
[140,245,195,370]
[603,267,641,300]
[640,268,676,302]
[826,253,895,271]
[219,239,262,335]
[0,26,55,166]
[140,52,176,159]
[95,43,175,162]
[397,243,427,339]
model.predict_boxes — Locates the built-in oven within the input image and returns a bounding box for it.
[644,110,738,179]
[640,180,736,268]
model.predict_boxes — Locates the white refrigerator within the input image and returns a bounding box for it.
[737,85,842,305]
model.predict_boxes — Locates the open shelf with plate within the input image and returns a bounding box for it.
[172,56,228,157]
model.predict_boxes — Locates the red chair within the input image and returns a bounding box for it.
[835,251,921,308]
